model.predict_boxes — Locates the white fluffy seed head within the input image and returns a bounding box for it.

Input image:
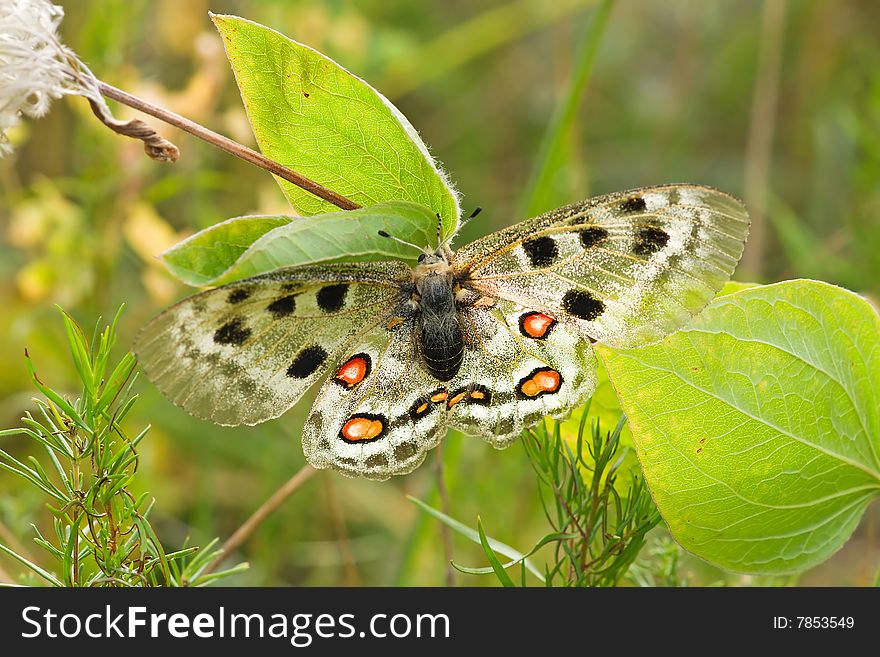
[0,0,105,155]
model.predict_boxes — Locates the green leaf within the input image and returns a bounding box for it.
[211,13,460,234]
[476,517,516,587]
[559,281,760,491]
[161,215,293,286]
[23,352,87,432]
[598,280,880,574]
[0,541,62,587]
[161,201,439,287]
[407,495,545,581]
[718,280,759,297]
[452,531,576,575]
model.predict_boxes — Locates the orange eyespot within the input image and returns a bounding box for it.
[430,390,449,403]
[468,386,492,406]
[340,415,386,443]
[446,391,468,409]
[444,386,493,410]
[517,368,562,398]
[533,370,560,390]
[334,354,371,388]
[416,402,429,414]
[519,312,556,339]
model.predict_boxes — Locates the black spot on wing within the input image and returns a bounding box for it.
[521,236,559,268]
[213,318,251,345]
[620,196,647,214]
[287,345,328,378]
[633,226,670,256]
[227,288,251,304]
[578,226,608,248]
[267,295,297,318]
[563,290,605,321]
[317,284,348,313]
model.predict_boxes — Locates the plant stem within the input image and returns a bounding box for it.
[739,0,788,277]
[204,464,317,575]
[518,0,614,218]
[323,476,361,586]
[97,82,362,211]
[433,445,455,587]
[88,98,180,162]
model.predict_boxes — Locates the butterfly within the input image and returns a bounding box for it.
[134,184,749,480]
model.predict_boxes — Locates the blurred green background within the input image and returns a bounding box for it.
[1,0,878,585]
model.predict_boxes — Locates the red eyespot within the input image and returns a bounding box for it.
[516,368,562,398]
[334,354,371,388]
[340,414,386,443]
[519,312,556,339]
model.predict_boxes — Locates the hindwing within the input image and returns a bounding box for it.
[303,298,597,480]
[451,298,598,446]
[302,319,447,480]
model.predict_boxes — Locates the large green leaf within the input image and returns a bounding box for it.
[558,280,760,489]
[597,280,880,574]
[161,201,439,287]
[212,13,460,235]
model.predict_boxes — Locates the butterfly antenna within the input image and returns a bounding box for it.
[460,206,482,230]
[439,206,483,250]
[436,207,483,251]
[377,230,424,252]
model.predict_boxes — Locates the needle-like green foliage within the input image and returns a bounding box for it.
[0,307,246,586]
[412,407,661,586]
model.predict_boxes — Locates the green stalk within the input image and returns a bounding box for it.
[518,0,614,218]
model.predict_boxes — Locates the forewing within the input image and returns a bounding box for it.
[134,261,409,426]
[302,318,448,480]
[456,184,749,347]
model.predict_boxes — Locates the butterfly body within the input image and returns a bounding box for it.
[135,184,750,480]
[411,250,464,381]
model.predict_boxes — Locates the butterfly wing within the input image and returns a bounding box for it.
[133,261,409,426]
[136,184,748,480]
[448,298,598,447]
[303,317,449,480]
[304,297,597,480]
[455,184,749,347]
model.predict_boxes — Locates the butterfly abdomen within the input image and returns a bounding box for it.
[419,318,464,381]
[415,272,464,381]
